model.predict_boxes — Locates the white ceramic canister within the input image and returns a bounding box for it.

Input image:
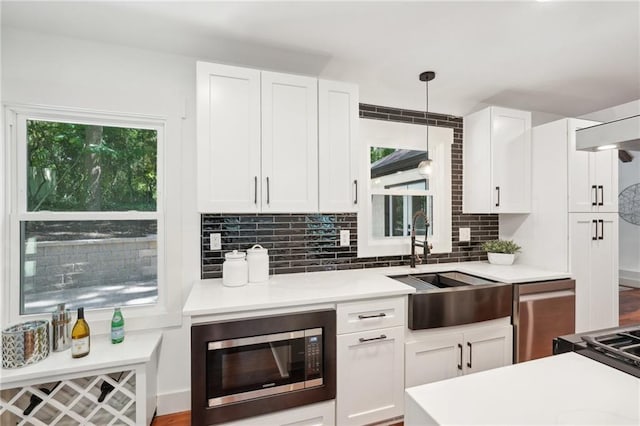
[247,244,269,283]
[222,250,248,287]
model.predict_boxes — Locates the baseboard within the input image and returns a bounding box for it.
[157,389,190,416]
[620,269,640,289]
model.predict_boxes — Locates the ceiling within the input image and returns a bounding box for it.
[2,1,639,117]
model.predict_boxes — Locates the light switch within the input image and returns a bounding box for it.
[459,228,471,242]
[340,230,350,247]
[210,233,222,250]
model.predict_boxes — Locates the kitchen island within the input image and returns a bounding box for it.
[405,352,640,425]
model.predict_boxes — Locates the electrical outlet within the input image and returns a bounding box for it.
[459,227,471,242]
[210,233,222,250]
[340,230,350,247]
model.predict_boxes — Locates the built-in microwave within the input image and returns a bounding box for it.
[191,310,336,425]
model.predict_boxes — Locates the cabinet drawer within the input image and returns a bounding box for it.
[336,297,405,334]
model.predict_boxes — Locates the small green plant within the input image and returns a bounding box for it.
[481,239,521,254]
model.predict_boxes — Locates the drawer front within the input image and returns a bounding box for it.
[336,297,405,334]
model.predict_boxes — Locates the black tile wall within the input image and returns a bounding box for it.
[201,103,498,279]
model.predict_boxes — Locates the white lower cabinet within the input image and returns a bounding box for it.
[570,212,619,332]
[336,326,404,426]
[336,297,405,425]
[405,320,512,388]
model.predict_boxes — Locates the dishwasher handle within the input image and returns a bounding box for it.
[519,289,575,302]
[517,279,575,297]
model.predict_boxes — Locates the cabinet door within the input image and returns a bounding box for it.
[490,107,531,213]
[567,119,616,213]
[336,326,404,426]
[261,71,318,213]
[318,80,359,213]
[570,213,619,332]
[196,62,261,212]
[405,333,462,388]
[463,324,512,375]
[568,120,597,212]
[592,150,618,212]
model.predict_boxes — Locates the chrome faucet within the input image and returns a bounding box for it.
[410,210,432,268]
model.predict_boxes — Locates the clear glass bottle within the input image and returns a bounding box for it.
[111,307,124,344]
[71,307,90,358]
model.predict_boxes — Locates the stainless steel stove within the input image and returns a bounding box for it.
[554,324,640,378]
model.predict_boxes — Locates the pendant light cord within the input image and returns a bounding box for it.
[425,77,429,157]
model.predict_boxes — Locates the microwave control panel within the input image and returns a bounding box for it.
[305,334,323,380]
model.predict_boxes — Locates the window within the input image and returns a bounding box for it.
[358,119,452,257]
[6,105,172,329]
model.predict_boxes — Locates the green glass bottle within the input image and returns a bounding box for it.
[111,307,124,344]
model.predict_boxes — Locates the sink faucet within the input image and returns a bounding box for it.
[410,210,432,268]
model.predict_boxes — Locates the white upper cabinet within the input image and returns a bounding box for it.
[318,80,360,213]
[463,106,532,214]
[568,122,618,213]
[197,62,261,213]
[196,62,319,213]
[261,71,318,213]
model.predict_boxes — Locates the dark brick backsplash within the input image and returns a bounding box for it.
[201,103,498,279]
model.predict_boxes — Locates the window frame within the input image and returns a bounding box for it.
[358,118,453,257]
[4,104,180,333]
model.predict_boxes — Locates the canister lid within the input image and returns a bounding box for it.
[225,249,246,260]
[247,244,267,255]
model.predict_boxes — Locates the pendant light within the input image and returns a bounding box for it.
[417,71,436,176]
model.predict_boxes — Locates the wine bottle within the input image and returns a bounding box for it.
[111,307,124,344]
[71,307,90,358]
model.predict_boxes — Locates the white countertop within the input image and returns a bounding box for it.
[184,261,570,317]
[0,330,162,387]
[183,268,416,316]
[405,352,640,425]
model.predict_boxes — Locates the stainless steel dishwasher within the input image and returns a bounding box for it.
[513,279,576,362]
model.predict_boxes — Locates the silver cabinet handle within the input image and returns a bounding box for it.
[592,219,598,240]
[358,313,386,320]
[353,179,358,205]
[598,185,604,206]
[467,342,473,369]
[495,186,500,207]
[266,176,270,204]
[457,343,463,370]
[254,176,258,205]
[592,185,597,206]
[359,334,387,343]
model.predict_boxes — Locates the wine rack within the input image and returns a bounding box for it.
[0,370,136,425]
[0,331,161,426]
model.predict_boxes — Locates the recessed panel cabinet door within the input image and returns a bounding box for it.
[318,80,359,212]
[405,333,462,387]
[570,213,619,332]
[196,62,261,213]
[261,71,318,213]
[490,107,531,213]
[463,324,512,375]
[568,119,618,213]
[336,326,404,426]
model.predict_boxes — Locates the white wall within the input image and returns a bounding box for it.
[2,28,199,413]
[580,99,640,287]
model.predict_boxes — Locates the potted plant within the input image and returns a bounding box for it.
[481,240,521,265]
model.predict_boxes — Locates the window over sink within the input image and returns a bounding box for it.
[358,119,452,257]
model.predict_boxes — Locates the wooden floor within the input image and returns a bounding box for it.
[152,288,640,426]
[619,286,640,326]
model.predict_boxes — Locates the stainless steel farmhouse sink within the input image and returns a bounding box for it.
[389,271,513,330]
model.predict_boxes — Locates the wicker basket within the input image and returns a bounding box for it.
[2,320,50,369]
